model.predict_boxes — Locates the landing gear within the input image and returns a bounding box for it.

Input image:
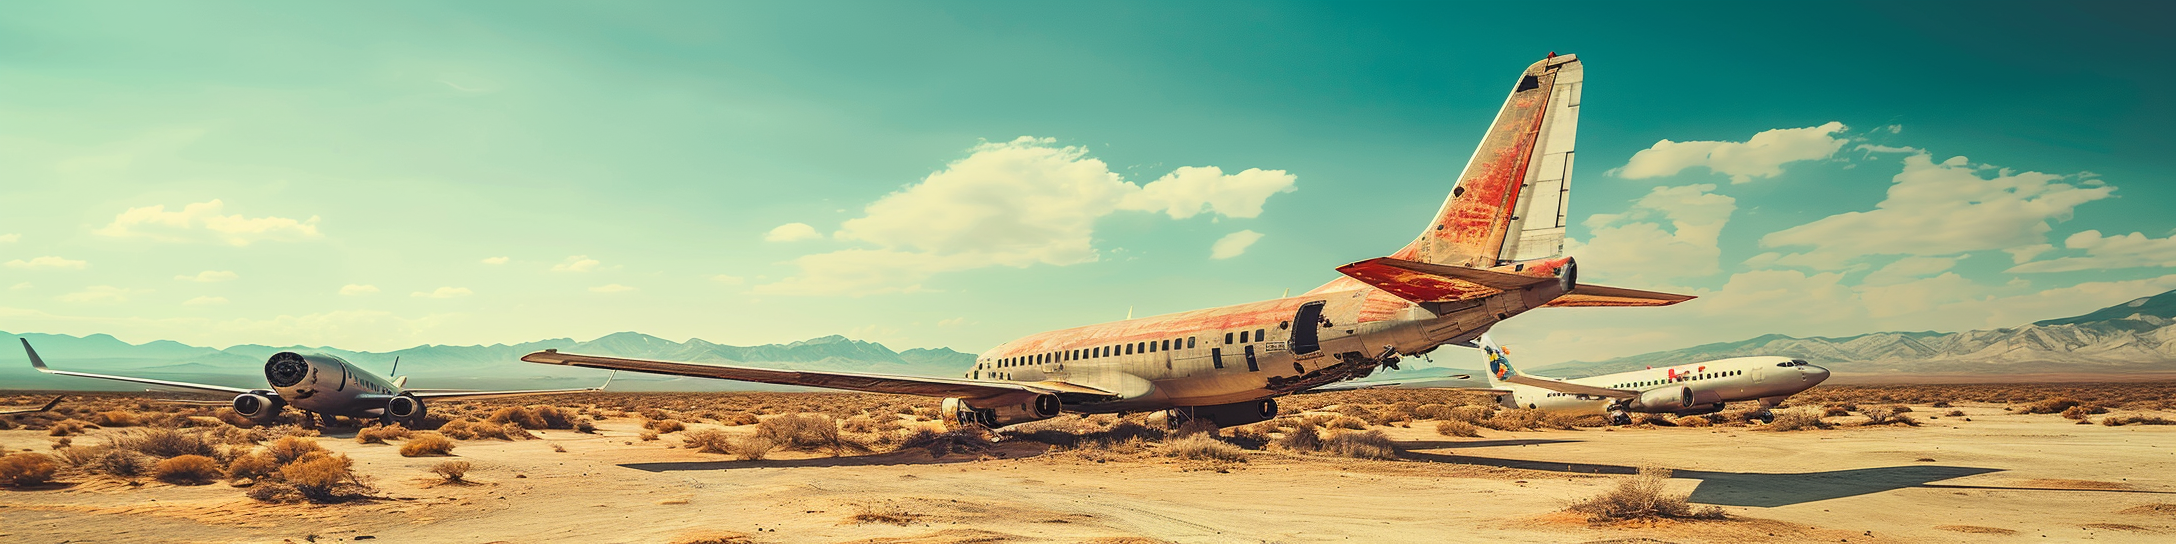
[1608,410,1632,426]
[1754,410,1776,424]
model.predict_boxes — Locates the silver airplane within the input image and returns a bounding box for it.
[520,53,1699,430]
[21,339,612,426]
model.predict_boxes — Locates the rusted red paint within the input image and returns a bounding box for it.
[1334,259,1499,303]
[1389,69,1557,268]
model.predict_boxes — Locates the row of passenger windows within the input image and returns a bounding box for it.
[981,328,1270,369]
[1614,370,1742,389]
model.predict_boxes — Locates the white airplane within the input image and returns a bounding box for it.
[521,53,1699,429]
[1331,334,1830,424]
[21,339,613,426]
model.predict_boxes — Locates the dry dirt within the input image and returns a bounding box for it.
[3,401,2173,543]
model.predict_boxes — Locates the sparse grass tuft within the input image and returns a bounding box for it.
[1567,466,1728,522]
[400,433,456,457]
[355,424,412,444]
[1434,420,1480,437]
[681,429,733,454]
[1162,434,1247,462]
[152,455,223,485]
[645,418,687,433]
[899,428,995,458]
[265,436,326,464]
[278,453,361,502]
[2102,415,2176,426]
[429,460,471,483]
[1322,430,1400,460]
[0,453,60,487]
[93,410,142,427]
[1764,409,1831,431]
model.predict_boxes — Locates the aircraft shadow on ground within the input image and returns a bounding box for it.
[620,449,1043,472]
[1400,451,2006,507]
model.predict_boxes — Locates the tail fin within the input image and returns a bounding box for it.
[1479,333,1516,388]
[1395,54,1581,268]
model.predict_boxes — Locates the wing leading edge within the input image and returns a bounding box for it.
[406,371,618,400]
[22,339,256,396]
[519,350,1113,401]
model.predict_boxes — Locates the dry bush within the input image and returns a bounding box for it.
[1162,434,1247,462]
[400,433,456,457]
[47,419,92,436]
[1765,409,1831,431]
[2018,397,2085,414]
[757,413,866,455]
[1271,425,1324,453]
[279,453,361,502]
[1323,430,1400,460]
[2103,415,2176,426]
[356,424,412,444]
[1483,408,1575,431]
[721,413,761,426]
[574,418,597,434]
[1946,410,1967,417]
[437,419,480,440]
[1567,466,1727,522]
[94,411,142,427]
[646,418,688,433]
[226,451,281,481]
[1173,418,1220,437]
[1673,416,1713,427]
[265,436,325,464]
[111,428,217,459]
[1448,405,1494,423]
[0,453,59,487]
[152,455,222,485]
[1413,403,1457,420]
[639,430,660,441]
[728,436,777,460]
[1823,404,1853,417]
[1435,420,1480,437]
[485,406,547,429]
[430,460,471,483]
[245,481,300,502]
[681,429,733,454]
[1859,406,1918,426]
[899,428,995,458]
[91,449,152,477]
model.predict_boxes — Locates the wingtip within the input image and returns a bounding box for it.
[21,338,48,370]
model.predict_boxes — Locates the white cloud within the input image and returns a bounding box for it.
[765,223,822,242]
[1618,122,1850,184]
[481,256,509,265]
[175,270,239,282]
[1860,256,1959,287]
[589,284,635,293]
[8,282,29,290]
[764,137,1296,295]
[411,287,472,298]
[58,285,143,303]
[93,199,322,246]
[0,233,18,243]
[5,256,87,269]
[1210,230,1264,260]
[711,274,745,285]
[1759,153,2114,269]
[551,255,600,272]
[2007,230,2176,273]
[183,296,228,306]
[339,284,380,295]
[1569,184,1735,286]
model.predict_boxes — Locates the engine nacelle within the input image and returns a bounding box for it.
[1629,386,1694,413]
[941,394,1061,428]
[1159,398,1279,429]
[231,392,286,421]
[385,395,426,422]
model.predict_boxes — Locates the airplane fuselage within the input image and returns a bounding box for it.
[1504,357,1831,417]
[262,352,406,418]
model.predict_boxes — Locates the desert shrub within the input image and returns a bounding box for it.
[1888,405,1913,413]
[1271,425,1324,453]
[1483,409,1547,431]
[1173,418,1220,437]
[437,419,480,440]
[265,436,325,464]
[681,429,733,454]
[1435,420,1480,437]
[94,411,141,427]
[1448,405,1495,423]
[1673,416,1713,427]
[1567,466,1727,522]
[246,481,300,502]
[0,454,60,487]
[1323,430,1399,460]
[152,455,222,485]
[639,430,660,441]
[2102,415,2176,426]
[1930,400,1952,408]
[2018,397,2084,414]
[1946,410,1966,417]
[728,436,777,460]
[279,453,359,502]
[757,413,865,455]
[430,460,472,483]
[1413,404,1457,420]
[356,424,412,444]
[645,419,687,433]
[1859,406,1918,426]
[1321,415,1369,430]
[1822,404,1853,417]
[1162,434,1247,462]
[91,449,152,477]
[574,418,596,434]
[226,451,282,480]
[400,433,456,457]
[899,428,995,458]
[110,428,217,459]
[47,419,92,436]
[1765,409,1831,431]
[181,416,228,428]
[486,406,548,429]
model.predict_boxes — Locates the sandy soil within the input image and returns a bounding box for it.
[3,404,2173,544]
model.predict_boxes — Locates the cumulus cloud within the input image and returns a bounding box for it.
[1567,184,1735,286]
[481,256,509,265]
[1210,230,1264,260]
[1860,256,1959,287]
[551,255,600,272]
[0,233,18,243]
[175,270,239,282]
[760,137,1296,295]
[765,223,822,242]
[589,284,635,293]
[2007,230,2176,273]
[411,287,472,298]
[8,282,28,290]
[1618,122,1850,183]
[339,284,379,295]
[1758,153,2114,269]
[183,296,228,306]
[93,199,322,245]
[5,256,87,269]
[58,285,143,303]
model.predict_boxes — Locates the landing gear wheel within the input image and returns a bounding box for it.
[1609,411,1632,426]
[1756,411,1776,424]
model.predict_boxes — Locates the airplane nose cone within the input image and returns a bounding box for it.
[1803,364,1831,384]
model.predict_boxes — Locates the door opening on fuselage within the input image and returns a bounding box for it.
[1291,300,1325,355]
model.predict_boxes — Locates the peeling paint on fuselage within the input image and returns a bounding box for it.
[275,354,401,418]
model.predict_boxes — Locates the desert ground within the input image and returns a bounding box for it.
[1,385,2173,544]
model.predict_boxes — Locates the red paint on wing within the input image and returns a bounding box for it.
[1334,259,1498,304]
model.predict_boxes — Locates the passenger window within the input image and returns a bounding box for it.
[1255,329,1265,342]
[1225,332,1234,344]
[1187,337,1196,349]
[1160,339,1169,351]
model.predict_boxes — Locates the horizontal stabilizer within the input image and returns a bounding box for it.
[1336,257,1551,304]
[1543,283,1694,307]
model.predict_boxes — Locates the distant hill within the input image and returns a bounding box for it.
[0,330,977,392]
[1539,289,2176,382]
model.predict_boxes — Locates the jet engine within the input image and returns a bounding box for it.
[1628,386,1694,413]
[1159,398,1279,428]
[941,394,1061,428]
[385,394,426,423]
[231,391,286,422]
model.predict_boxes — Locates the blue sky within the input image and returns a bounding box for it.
[3,2,2172,367]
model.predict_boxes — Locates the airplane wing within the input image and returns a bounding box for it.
[1335,257,1553,304]
[0,395,64,415]
[520,350,1115,401]
[21,339,257,396]
[1543,284,1694,307]
[406,371,618,400]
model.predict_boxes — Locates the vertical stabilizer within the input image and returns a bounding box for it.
[1394,54,1582,268]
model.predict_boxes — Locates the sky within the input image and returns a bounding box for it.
[3,2,2173,368]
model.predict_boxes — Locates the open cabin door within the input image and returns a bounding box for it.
[1291,300,1326,355]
